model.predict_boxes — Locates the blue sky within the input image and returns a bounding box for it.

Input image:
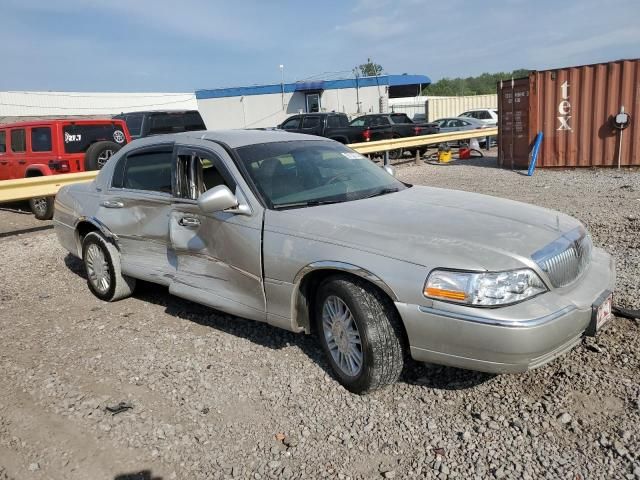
[2,0,639,92]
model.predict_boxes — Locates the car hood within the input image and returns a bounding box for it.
[266,186,582,271]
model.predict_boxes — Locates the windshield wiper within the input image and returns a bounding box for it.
[273,199,344,210]
[363,187,399,199]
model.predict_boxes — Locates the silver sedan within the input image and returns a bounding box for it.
[53,130,616,393]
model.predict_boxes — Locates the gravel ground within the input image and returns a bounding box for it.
[0,155,639,480]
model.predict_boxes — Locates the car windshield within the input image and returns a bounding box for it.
[235,140,407,209]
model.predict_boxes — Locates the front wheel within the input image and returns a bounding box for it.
[315,276,405,393]
[29,196,54,220]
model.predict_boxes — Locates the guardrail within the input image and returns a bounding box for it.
[0,128,498,204]
[348,127,497,154]
[0,171,98,203]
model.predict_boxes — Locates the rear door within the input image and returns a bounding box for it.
[299,115,322,136]
[8,128,27,178]
[168,144,265,321]
[100,144,175,283]
[28,126,54,173]
[0,129,8,180]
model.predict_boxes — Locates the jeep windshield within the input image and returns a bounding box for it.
[62,123,127,154]
[235,140,407,209]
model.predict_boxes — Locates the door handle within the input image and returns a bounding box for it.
[101,200,124,208]
[18,160,26,165]
[178,216,201,228]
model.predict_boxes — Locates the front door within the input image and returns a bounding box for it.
[168,144,265,322]
[306,93,320,113]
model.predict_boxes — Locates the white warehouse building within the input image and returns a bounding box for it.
[196,74,431,129]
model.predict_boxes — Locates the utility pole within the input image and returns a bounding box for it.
[353,68,361,113]
[279,64,285,110]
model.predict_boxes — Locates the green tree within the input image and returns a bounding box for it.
[358,58,383,77]
[422,69,530,96]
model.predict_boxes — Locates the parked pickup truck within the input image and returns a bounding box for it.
[278,112,439,158]
[278,113,370,144]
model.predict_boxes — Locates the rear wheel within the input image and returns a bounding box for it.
[84,141,122,171]
[82,232,135,302]
[29,196,54,220]
[315,275,405,393]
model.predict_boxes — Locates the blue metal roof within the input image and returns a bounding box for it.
[196,74,431,99]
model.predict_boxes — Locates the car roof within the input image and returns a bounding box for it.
[114,110,200,116]
[133,129,332,149]
[0,119,125,129]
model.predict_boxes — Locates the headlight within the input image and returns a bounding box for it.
[424,269,547,306]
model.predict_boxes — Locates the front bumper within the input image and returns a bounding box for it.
[396,248,616,374]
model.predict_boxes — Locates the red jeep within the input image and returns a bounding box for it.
[0,119,131,219]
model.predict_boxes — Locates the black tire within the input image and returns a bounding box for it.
[315,275,405,393]
[84,141,122,171]
[82,232,136,302]
[29,196,55,220]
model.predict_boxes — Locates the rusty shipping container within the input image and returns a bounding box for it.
[498,59,640,168]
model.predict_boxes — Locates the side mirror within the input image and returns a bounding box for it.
[197,185,238,214]
[383,165,396,177]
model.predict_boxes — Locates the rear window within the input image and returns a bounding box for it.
[63,124,127,154]
[327,115,348,128]
[0,131,6,153]
[31,127,52,152]
[11,129,26,153]
[125,115,143,136]
[147,111,206,136]
[390,114,412,124]
[302,116,321,129]
[121,150,173,193]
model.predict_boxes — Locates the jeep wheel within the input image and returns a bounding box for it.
[315,275,405,393]
[29,196,54,220]
[82,232,136,302]
[84,141,121,171]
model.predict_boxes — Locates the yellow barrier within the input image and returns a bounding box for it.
[0,171,98,203]
[0,128,497,203]
[348,128,498,154]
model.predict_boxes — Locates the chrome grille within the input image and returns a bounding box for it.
[532,227,593,288]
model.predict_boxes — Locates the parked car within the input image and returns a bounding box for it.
[459,108,499,126]
[113,110,206,140]
[277,113,368,144]
[0,119,130,219]
[432,117,488,133]
[53,130,615,393]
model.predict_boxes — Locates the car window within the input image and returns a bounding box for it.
[390,114,411,124]
[460,120,471,126]
[479,111,492,120]
[326,115,344,128]
[10,129,26,153]
[302,116,321,129]
[31,127,52,152]
[371,116,390,126]
[349,117,367,127]
[281,117,300,130]
[122,150,173,193]
[235,140,406,208]
[0,131,6,153]
[175,150,236,200]
[147,112,206,135]
[125,115,143,136]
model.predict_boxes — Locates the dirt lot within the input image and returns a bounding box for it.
[1,156,639,480]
